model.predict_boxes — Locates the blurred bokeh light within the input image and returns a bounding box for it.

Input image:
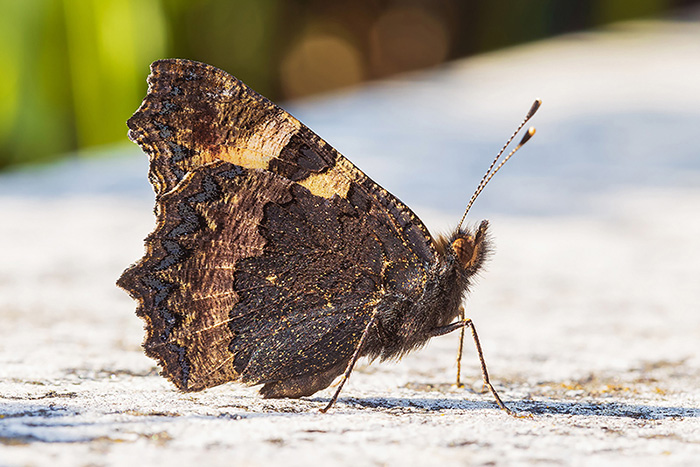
[1,0,697,169]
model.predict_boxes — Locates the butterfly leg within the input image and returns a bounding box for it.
[430,316,515,416]
[320,309,379,413]
[456,306,466,388]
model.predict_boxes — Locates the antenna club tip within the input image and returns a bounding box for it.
[519,126,536,145]
[527,99,542,119]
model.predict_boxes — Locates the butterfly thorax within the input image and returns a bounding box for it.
[368,220,491,360]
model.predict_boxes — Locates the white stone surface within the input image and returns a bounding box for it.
[1,11,699,467]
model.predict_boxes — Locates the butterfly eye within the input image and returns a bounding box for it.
[451,235,478,269]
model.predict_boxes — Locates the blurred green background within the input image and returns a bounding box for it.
[1,0,696,170]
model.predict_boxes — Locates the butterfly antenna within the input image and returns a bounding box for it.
[456,99,541,231]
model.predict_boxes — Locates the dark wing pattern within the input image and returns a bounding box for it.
[118,59,439,394]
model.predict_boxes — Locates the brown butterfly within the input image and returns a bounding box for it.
[118,59,539,413]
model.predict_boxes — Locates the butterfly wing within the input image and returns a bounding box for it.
[119,59,438,394]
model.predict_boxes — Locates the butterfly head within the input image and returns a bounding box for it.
[435,220,490,273]
[451,220,490,271]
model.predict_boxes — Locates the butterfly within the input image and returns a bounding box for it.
[118,59,539,413]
